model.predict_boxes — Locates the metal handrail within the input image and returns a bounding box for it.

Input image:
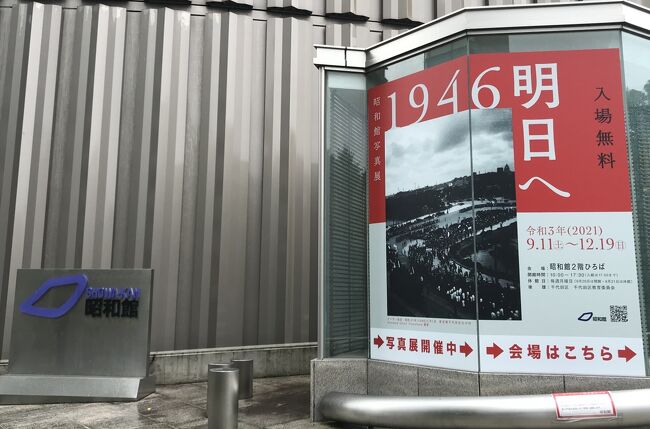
[319,390,650,428]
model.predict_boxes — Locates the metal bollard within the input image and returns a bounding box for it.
[208,362,231,371]
[231,359,253,399]
[207,368,239,429]
[206,363,232,415]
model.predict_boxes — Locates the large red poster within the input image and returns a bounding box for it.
[369,50,631,221]
[368,49,645,376]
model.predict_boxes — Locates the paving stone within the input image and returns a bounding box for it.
[238,375,311,428]
[0,375,338,429]
[125,425,173,429]
[144,403,207,427]
[0,404,48,422]
[0,415,85,429]
[155,382,208,408]
[70,404,158,428]
[265,419,356,428]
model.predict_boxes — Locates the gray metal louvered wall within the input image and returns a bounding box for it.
[0,0,397,357]
[2,0,650,356]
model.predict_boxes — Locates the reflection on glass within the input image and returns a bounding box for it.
[367,39,467,87]
[385,112,475,319]
[470,31,619,54]
[383,108,521,321]
[470,109,521,321]
[623,32,650,373]
[324,72,368,358]
[350,29,644,372]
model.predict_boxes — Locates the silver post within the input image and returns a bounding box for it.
[207,368,239,429]
[231,359,253,399]
[208,362,231,371]
[205,363,232,415]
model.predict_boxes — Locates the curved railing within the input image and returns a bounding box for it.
[319,390,650,428]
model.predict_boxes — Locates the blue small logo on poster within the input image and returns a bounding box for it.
[20,274,88,318]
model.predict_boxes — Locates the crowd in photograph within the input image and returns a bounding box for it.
[387,206,521,320]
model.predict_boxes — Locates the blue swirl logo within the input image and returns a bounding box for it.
[19,274,88,318]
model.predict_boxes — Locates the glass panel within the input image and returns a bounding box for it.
[468,108,520,323]
[366,37,479,371]
[361,29,645,376]
[470,32,647,376]
[324,71,368,357]
[622,32,650,374]
[324,25,647,376]
[367,39,467,87]
[470,31,620,54]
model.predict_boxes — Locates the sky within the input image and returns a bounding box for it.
[384,109,514,196]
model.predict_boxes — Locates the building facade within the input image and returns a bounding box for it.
[2,0,650,361]
[0,0,423,358]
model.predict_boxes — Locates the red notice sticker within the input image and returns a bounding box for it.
[553,391,617,420]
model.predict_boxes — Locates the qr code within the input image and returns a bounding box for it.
[610,305,628,322]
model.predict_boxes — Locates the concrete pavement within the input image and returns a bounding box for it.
[0,375,353,429]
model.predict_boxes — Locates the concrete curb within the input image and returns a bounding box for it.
[151,342,317,384]
[0,343,317,385]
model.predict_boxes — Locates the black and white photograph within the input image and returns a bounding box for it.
[385,109,522,321]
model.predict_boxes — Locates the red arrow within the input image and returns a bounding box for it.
[373,335,384,348]
[459,342,473,357]
[486,343,503,358]
[618,346,636,362]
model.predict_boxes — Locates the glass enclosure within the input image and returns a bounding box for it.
[622,32,650,364]
[322,18,650,377]
[323,72,368,357]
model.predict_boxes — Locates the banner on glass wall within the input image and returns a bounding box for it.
[368,49,645,376]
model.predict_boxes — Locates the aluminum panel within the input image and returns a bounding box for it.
[0,0,388,357]
[43,8,80,269]
[212,11,253,346]
[436,0,485,18]
[190,11,221,349]
[286,17,315,342]
[243,18,267,345]
[149,8,190,350]
[266,0,312,14]
[207,0,254,8]
[382,27,402,41]
[325,0,370,20]
[81,6,126,269]
[173,14,203,350]
[487,0,535,5]
[382,0,434,26]
[0,3,30,356]
[326,23,373,48]
[258,16,316,344]
[1,3,62,357]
